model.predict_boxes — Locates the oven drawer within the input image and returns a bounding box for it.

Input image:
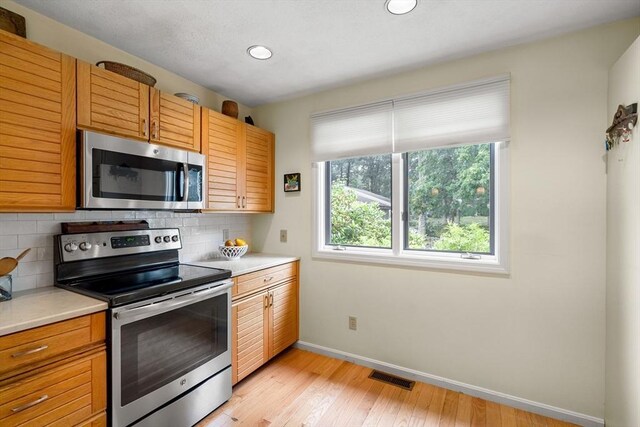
[0,350,106,427]
[233,262,297,299]
[0,313,105,377]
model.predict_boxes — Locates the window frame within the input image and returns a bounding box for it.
[312,141,509,274]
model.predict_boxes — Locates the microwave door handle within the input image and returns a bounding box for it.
[183,163,190,202]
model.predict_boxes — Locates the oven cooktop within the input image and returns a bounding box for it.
[56,263,232,307]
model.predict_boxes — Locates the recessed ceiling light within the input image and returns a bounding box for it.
[385,0,417,15]
[247,45,272,60]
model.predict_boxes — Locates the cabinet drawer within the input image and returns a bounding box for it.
[0,350,106,427]
[233,262,296,298]
[0,313,105,376]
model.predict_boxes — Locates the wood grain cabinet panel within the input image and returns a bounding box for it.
[231,261,299,386]
[202,108,244,211]
[233,262,296,299]
[202,108,274,213]
[269,280,299,357]
[0,29,75,212]
[150,89,201,151]
[77,60,149,140]
[0,310,105,379]
[0,312,106,427]
[244,125,274,212]
[0,350,106,427]
[232,291,268,385]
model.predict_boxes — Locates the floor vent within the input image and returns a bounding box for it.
[368,370,415,390]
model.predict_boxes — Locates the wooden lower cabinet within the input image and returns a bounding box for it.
[232,291,268,384]
[269,280,299,357]
[0,313,107,427]
[231,262,299,385]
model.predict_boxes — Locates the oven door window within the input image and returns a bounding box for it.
[92,148,186,202]
[119,295,228,406]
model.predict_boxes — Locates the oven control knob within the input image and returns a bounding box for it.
[163,236,171,243]
[64,243,78,252]
[154,236,162,244]
[79,242,92,251]
[171,235,179,242]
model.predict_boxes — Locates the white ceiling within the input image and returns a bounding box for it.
[17,0,640,107]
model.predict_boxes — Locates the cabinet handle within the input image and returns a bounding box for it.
[237,196,241,209]
[11,395,48,413]
[269,293,274,307]
[152,120,159,139]
[142,118,148,137]
[242,196,246,208]
[264,294,269,309]
[263,276,273,283]
[11,345,48,358]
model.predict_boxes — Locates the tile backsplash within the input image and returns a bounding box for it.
[0,211,251,292]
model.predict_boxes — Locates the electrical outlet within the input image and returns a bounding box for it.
[349,316,357,331]
[280,229,287,243]
[222,229,229,241]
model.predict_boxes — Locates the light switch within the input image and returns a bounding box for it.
[280,229,287,242]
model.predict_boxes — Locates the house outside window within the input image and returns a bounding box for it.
[311,75,510,273]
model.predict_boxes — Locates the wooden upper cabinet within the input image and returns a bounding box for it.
[245,125,274,212]
[202,108,274,212]
[150,89,201,151]
[0,30,76,212]
[77,60,149,141]
[202,108,244,211]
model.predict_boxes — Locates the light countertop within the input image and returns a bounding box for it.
[0,253,298,337]
[0,287,108,337]
[189,253,299,277]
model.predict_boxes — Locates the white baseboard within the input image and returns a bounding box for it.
[294,341,603,427]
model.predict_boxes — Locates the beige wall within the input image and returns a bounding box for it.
[0,0,252,118]
[605,36,640,427]
[253,19,640,418]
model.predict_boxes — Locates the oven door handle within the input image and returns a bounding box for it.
[113,282,232,322]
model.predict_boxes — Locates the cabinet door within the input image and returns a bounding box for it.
[77,61,149,141]
[0,30,75,211]
[232,291,268,385]
[150,89,201,151]
[244,125,274,212]
[202,108,244,211]
[0,349,106,427]
[268,280,298,358]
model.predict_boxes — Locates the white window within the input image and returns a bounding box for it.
[311,75,510,274]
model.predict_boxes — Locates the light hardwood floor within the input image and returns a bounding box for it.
[199,348,577,427]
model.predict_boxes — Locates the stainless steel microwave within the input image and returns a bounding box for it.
[79,131,205,210]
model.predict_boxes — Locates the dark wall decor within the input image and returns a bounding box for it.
[606,103,638,150]
[284,173,300,192]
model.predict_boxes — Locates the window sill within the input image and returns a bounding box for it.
[312,248,509,275]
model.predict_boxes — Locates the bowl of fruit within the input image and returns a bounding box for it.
[219,238,248,260]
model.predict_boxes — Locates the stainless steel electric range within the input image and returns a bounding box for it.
[54,227,232,427]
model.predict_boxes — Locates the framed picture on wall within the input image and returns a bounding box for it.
[284,173,301,192]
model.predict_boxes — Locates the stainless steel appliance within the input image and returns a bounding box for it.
[55,227,232,427]
[79,130,205,210]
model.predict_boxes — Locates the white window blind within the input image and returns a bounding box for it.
[310,101,393,162]
[393,75,510,153]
